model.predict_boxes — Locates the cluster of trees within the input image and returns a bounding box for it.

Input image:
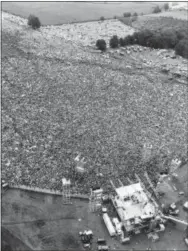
[123,12,138,18]
[119,28,188,58]
[28,15,41,29]
[96,35,119,51]
[164,3,169,11]
[100,16,105,21]
[96,27,188,58]
[96,39,107,51]
[123,12,138,22]
[152,5,162,13]
[153,3,169,13]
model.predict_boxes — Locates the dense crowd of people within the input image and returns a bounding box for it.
[2,10,187,197]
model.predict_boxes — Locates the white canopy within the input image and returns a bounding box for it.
[62,178,71,185]
[116,183,143,199]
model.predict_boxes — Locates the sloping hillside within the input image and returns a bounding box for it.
[2,12,187,194]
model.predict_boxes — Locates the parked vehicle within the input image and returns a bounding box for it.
[97,238,106,245]
[112,218,122,235]
[103,213,116,237]
[79,230,93,249]
[98,245,109,251]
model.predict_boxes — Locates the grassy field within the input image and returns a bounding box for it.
[132,13,188,31]
[2,1,164,25]
[2,188,188,250]
[146,9,188,20]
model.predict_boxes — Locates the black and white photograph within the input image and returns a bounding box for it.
[1,1,188,250]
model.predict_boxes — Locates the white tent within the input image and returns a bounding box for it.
[74,154,86,173]
[62,178,71,186]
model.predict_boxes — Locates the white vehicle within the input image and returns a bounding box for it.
[185,238,188,246]
[102,207,107,213]
[112,218,122,235]
[103,213,116,237]
[120,230,130,244]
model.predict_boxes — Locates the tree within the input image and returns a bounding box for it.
[153,6,161,14]
[148,33,164,49]
[137,29,153,46]
[161,29,178,48]
[119,38,125,47]
[96,39,107,51]
[131,32,140,44]
[133,12,138,17]
[109,35,119,48]
[164,3,169,11]
[175,39,188,58]
[176,28,187,40]
[124,35,134,46]
[123,12,131,18]
[100,16,105,21]
[28,15,41,29]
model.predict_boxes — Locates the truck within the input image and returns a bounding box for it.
[97,239,109,251]
[112,218,122,235]
[103,213,116,237]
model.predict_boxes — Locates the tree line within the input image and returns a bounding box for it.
[96,26,188,59]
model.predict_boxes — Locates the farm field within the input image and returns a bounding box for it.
[2,1,164,25]
[132,14,188,31]
[2,188,188,250]
[145,9,188,20]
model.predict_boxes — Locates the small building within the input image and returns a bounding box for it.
[111,183,158,234]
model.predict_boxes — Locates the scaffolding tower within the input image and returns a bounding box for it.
[89,187,103,213]
[62,178,71,204]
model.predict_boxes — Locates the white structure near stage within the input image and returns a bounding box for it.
[74,153,86,173]
[62,177,71,204]
[89,187,103,212]
[111,182,158,233]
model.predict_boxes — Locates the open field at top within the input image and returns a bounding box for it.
[132,13,188,31]
[145,9,188,20]
[2,1,164,25]
[2,12,188,195]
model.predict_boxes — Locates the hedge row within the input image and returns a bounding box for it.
[119,28,188,59]
[96,27,188,59]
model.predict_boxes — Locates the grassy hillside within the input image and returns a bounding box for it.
[146,9,188,20]
[2,12,187,193]
[132,14,188,31]
[2,1,164,25]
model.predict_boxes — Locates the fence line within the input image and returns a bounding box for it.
[9,185,89,200]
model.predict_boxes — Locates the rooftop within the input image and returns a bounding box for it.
[114,183,156,221]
